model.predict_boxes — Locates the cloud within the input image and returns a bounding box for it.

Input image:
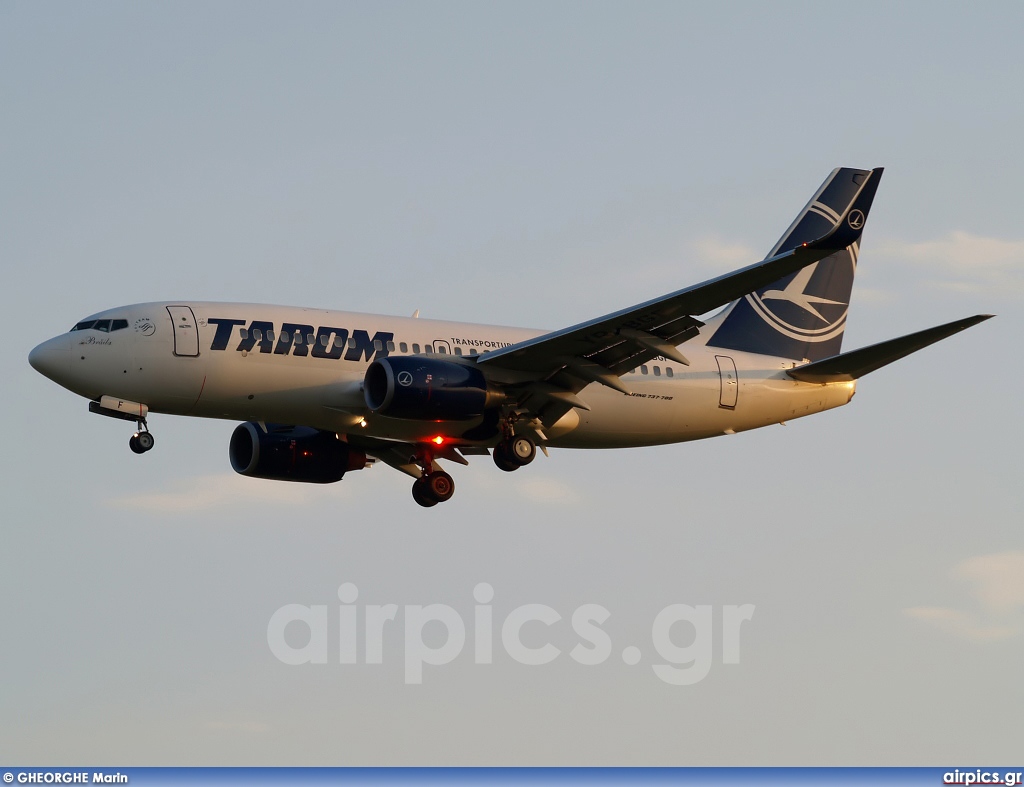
[904,606,1015,643]
[954,551,1024,616]
[905,551,1024,642]
[879,231,1024,296]
[513,477,581,505]
[107,473,319,513]
[683,230,1024,299]
[693,236,758,273]
[204,720,270,734]
[466,466,582,507]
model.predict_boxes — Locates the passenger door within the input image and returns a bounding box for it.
[715,355,738,409]
[166,305,200,357]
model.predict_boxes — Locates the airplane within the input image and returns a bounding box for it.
[28,167,992,507]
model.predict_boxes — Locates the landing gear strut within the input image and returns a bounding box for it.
[129,420,155,454]
[493,434,536,472]
[409,444,457,507]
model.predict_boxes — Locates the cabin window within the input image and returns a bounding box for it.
[253,329,263,341]
[280,331,291,344]
[333,335,345,348]
[321,335,330,347]
[400,342,408,353]
[348,338,358,349]
[641,365,648,375]
[265,330,275,342]
[425,346,434,354]
[653,366,661,377]
[412,343,420,354]
[239,328,249,340]
[293,332,303,344]
[373,339,383,351]
[666,367,674,378]
[454,347,463,356]
[387,341,395,352]
[306,333,315,344]
[469,349,478,356]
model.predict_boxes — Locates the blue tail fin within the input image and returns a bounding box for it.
[706,167,882,361]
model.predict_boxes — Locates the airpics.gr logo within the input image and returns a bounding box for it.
[743,245,857,344]
[267,582,757,686]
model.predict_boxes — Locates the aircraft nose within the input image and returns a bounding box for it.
[28,334,70,383]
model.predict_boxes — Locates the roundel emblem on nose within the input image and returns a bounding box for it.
[134,318,156,336]
[847,209,865,230]
[397,371,414,387]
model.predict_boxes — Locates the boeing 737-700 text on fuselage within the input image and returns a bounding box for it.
[29,167,991,506]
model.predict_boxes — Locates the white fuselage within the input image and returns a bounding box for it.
[33,301,856,449]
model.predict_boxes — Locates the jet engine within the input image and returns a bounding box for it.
[229,422,367,483]
[363,356,503,420]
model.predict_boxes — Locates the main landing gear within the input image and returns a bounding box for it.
[411,471,455,508]
[128,420,155,454]
[408,432,537,507]
[492,435,536,472]
[408,443,457,507]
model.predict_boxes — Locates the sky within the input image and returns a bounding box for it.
[2,1,1023,766]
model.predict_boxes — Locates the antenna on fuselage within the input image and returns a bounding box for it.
[411,309,420,318]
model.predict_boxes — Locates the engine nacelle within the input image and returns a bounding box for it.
[364,356,501,420]
[229,422,366,483]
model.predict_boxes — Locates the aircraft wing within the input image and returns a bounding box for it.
[346,432,476,478]
[477,168,883,398]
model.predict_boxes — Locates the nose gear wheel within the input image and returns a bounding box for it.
[129,420,155,454]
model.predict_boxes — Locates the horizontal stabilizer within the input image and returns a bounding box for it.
[787,314,993,382]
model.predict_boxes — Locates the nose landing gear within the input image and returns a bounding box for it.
[129,421,155,454]
[88,399,156,455]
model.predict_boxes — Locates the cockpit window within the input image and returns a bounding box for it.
[71,318,128,332]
